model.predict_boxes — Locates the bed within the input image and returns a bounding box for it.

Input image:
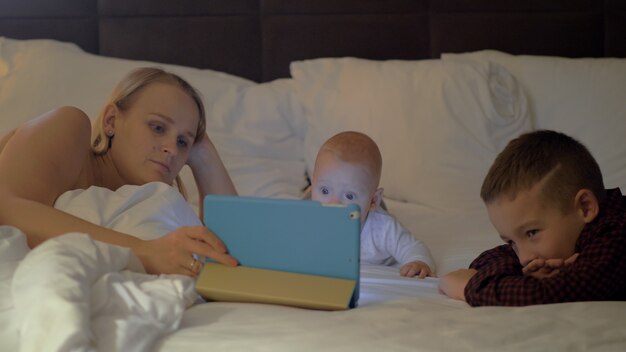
[2,1,626,351]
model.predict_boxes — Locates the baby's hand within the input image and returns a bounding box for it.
[522,253,579,279]
[400,260,435,278]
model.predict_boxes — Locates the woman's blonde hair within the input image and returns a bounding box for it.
[91,67,206,198]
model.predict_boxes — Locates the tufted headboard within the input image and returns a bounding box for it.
[1,0,625,82]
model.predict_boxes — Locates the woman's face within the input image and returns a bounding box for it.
[109,82,200,186]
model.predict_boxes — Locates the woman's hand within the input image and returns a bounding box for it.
[185,132,237,218]
[134,226,238,277]
[186,132,219,171]
[186,132,236,196]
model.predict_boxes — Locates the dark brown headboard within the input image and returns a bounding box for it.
[1,0,625,82]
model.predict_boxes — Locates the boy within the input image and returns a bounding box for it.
[439,130,626,306]
[311,131,435,278]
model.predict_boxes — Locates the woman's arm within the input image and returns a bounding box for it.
[0,107,150,250]
[186,132,238,218]
[0,107,95,244]
[0,108,236,275]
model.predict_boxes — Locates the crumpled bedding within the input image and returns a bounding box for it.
[1,182,200,352]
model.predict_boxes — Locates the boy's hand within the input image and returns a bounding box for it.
[400,260,435,278]
[438,269,477,301]
[522,253,579,279]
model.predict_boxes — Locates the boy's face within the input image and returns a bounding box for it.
[311,151,379,226]
[486,182,588,266]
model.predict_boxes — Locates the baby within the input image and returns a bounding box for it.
[311,131,435,278]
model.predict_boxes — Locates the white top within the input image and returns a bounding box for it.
[360,207,435,271]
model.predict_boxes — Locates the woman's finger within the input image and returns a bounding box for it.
[175,226,238,266]
[188,239,238,266]
[178,257,204,277]
[182,226,228,253]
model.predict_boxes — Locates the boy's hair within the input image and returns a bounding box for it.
[480,130,605,212]
[317,131,383,187]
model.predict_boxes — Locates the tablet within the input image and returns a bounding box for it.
[196,195,361,310]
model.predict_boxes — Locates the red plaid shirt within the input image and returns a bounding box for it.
[465,188,626,306]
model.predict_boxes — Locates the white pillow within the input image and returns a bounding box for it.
[385,198,501,275]
[0,36,308,204]
[291,57,531,211]
[188,77,308,203]
[0,36,252,134]
[442,50,626,192]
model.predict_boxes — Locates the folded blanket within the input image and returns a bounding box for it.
[54,181,202,241]
[4,182,201,352]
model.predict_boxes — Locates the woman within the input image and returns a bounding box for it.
[0,67,238,276]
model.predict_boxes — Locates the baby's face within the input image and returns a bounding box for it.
[311,151,377,226]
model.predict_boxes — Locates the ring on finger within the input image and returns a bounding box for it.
[189,258,197,271]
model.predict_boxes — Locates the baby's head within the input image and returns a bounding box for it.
[480,130,604,265]
[311,131,383,226]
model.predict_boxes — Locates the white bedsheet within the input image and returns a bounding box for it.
[159,267,626,351]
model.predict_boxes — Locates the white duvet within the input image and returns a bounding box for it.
[1,183,626,352]
[0,182,199,352]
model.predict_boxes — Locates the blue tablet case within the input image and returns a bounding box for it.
[198,195,361,309]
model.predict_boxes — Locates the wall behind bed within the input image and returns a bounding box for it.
[1,0,625,82]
